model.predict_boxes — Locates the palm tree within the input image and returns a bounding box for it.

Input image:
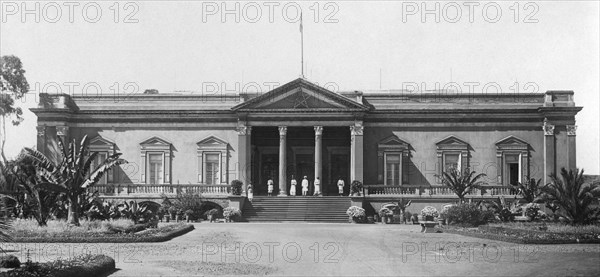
[25,135,125,226]
[538,168,600,225]
[512,177,543,203]
[438,168,487,203]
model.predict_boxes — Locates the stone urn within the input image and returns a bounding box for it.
[424,215,434,222]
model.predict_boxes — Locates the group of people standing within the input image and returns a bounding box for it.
[266,175,346,196]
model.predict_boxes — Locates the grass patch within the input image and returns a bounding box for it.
[160,261,277,276]
[442,222,600,244]
[9,219,194,243]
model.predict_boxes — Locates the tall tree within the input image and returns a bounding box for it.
[438,168,487,203]
[25,135,125,226]
[0,55,30,164]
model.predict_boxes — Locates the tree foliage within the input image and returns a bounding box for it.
[24,135,126,226]
[538,168,600,225]
[0,55,30,124]
[438,168,487,203]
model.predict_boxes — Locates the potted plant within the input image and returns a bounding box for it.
[350,180,363,196]
[230,180,243,196]
[346,206,365,223]
[184,209,194,222]
[396,198,412,223]
[421,206,439,221]
[207,208,220,222]
[404,211,412,224]
[223,207,242,222]
[378,207,393,224]
[411,214,419,224]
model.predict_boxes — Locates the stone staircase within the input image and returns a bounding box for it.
[242,196,351,222]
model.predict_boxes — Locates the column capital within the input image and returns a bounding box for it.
[236,126,252,135]
[350,125,363,136]
[314,126,323,136]
[56,126,69,137]
[278,126,287,136]
[566,125,577,136]
[542,118,554,136]
[36,126,46,137]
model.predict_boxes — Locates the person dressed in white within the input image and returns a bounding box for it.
[337,177,345,196]
[314,177,321,196]
[301,176,309,196]
[267,178,274,196]
[290,175,297,196]
[247,184,254,202]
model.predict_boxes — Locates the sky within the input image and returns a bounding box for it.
[1,1,599,174]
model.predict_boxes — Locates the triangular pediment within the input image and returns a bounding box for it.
[140,136,171,146]
[197,136,227,146]
[496,136,528,146]
[232,78,369,112]
[89,136,114,146]
[436,136,469,150]
[379,135,409,146]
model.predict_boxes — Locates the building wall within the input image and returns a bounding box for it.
[69,127,239,185]
[363,127,545,186]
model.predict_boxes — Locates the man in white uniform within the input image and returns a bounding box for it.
[301,176,309,196]
[290,175,297,196]
[267,178,274,196]
[337,177,345,196]
[314,177,321,196]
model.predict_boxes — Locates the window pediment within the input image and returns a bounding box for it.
[496,136,529,151]
[436,135,469,151]
[378,135,410,151]
[140,136,172,151]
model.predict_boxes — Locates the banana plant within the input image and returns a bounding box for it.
[25,135,125,226]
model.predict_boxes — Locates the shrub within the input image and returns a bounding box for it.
[350,181,363,195]
[0,255,21,268]
[524,203,541,221]
[346,206,366,222]
[207,208,221,217]
[230,180,243,196]
[446,203,493,227]
[378,207,393,218]
[223,207,242,222]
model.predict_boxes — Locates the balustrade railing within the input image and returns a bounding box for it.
[364,185,518,198]
[91,184,230,196]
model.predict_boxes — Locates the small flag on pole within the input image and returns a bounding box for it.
[299,12,303,32]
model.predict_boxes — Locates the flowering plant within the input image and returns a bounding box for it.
[223,207,242,221]
[346,206,366,219]
[524,203,540,221]
[421,206,439,217]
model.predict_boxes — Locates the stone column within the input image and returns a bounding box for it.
[350,122,364,183]
[237,125,252,191]
[278,126,287,196]
[543,119,555,185]
[314,126,323,184]
[566,125,577,170]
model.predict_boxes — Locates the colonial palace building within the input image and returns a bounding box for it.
[31,78,582,219]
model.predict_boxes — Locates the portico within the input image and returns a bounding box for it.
[232,79,369,196]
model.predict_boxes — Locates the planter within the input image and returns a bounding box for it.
[424,215,434,222]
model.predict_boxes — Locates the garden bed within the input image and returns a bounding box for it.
[9,219,194,243]
[441,223,600,244]
[0,254,115,277]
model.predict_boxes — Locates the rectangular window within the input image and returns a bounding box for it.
[385,153,401,186]
[148,153,163,184]
[91,152,108,184]
[444,153,460,172]
[205,153,220,185]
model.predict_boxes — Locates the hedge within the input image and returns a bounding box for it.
[0,254,115,277]
[10,224,195,243]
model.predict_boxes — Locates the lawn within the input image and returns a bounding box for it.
[442,222,600,244]
[8,219,194,243]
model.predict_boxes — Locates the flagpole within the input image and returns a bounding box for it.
[300,11,304,78]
